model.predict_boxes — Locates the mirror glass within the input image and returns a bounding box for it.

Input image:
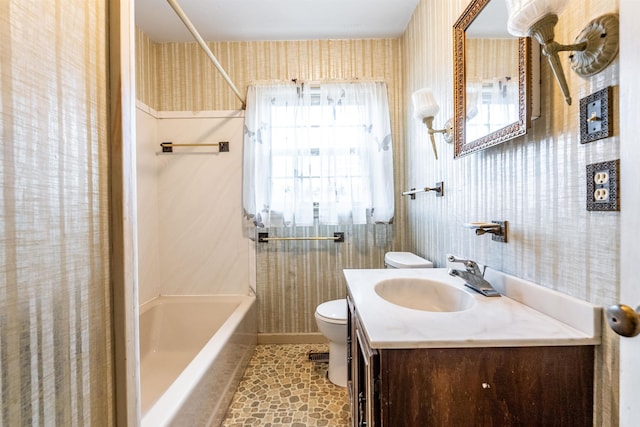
[453,0,535,157]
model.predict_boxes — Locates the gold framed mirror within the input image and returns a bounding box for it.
[453,0,536,158]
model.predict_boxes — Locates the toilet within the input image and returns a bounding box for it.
[314,299,348,387]
[315,251,432,387]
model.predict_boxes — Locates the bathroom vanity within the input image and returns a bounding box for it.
[345,268,601,427]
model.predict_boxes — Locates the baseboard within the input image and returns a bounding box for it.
[258,333,327,345]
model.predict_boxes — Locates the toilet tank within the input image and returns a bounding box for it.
[384,252,433,269]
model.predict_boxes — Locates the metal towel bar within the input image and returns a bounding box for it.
[160,141,229,153]
[258,232,345,243]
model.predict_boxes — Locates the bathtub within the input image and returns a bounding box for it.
[140,295,256,427]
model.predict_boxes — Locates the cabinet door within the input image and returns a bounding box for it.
[355,320,379,427]
[348,296,381,427]
[380,347,593,426]
[347,297,358,424]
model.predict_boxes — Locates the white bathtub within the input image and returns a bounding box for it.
[140,295,256,427]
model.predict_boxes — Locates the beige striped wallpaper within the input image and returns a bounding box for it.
[466,38,519,83]
[256,225,395,333]
[403,0,619,424]
[1,1,113,425]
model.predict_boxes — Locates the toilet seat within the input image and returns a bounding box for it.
[315,299,347,325]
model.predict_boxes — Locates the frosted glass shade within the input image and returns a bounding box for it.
[412,88,440,120]
[505,0,569,36]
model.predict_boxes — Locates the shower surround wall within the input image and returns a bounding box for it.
[135,103,252,304]
[136,29,404,334]
[402,0,620,424]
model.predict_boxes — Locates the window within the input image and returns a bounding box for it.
[466,78,519,141]
[242,81,394,232]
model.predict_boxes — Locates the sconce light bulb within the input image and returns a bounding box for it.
[412,88,440,119]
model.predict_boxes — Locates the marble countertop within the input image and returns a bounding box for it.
[344,268,602,349]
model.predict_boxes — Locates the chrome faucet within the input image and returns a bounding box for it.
[447,255,501,297]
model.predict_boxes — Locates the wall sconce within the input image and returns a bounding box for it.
[411,88,453,160]
[505,0,619,105]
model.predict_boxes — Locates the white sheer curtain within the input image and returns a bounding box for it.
[242,81,394,234]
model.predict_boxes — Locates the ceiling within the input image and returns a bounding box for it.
[466,0,510,38]
[135,0,421,43]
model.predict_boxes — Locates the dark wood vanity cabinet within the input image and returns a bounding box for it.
[347,295,595,427]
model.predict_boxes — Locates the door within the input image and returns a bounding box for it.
[619,1,640,425]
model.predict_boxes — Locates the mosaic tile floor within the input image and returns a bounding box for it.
[221,344,351,427]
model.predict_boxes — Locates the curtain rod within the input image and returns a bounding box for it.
[166,0,246,109]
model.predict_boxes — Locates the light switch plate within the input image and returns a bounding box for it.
[580,86,613,144]
[586,160,619,211]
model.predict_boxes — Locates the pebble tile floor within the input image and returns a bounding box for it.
[221,344,351,427]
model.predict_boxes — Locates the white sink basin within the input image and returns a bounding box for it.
[375,278,476,312]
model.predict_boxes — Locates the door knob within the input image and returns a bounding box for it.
[605,304,640,337]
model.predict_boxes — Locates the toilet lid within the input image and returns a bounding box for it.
[385,252,433,268]
[316,299,347,324]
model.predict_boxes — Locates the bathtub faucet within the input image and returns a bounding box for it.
[447,255,500,297]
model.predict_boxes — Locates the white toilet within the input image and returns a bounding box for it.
[314,299,348,387]
[315,251,432,387]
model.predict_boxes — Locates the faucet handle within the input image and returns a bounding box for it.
[447,255,482,276]
[447,255,467,264]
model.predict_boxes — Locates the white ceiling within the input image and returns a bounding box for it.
[466,0,511,38]
[135,0,421,43]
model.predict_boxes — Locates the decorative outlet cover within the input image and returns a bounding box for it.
[586,159,619,211]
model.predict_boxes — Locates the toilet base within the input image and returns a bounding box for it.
[327,341,347,387]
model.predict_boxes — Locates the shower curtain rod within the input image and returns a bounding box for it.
[166,0,247,109]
